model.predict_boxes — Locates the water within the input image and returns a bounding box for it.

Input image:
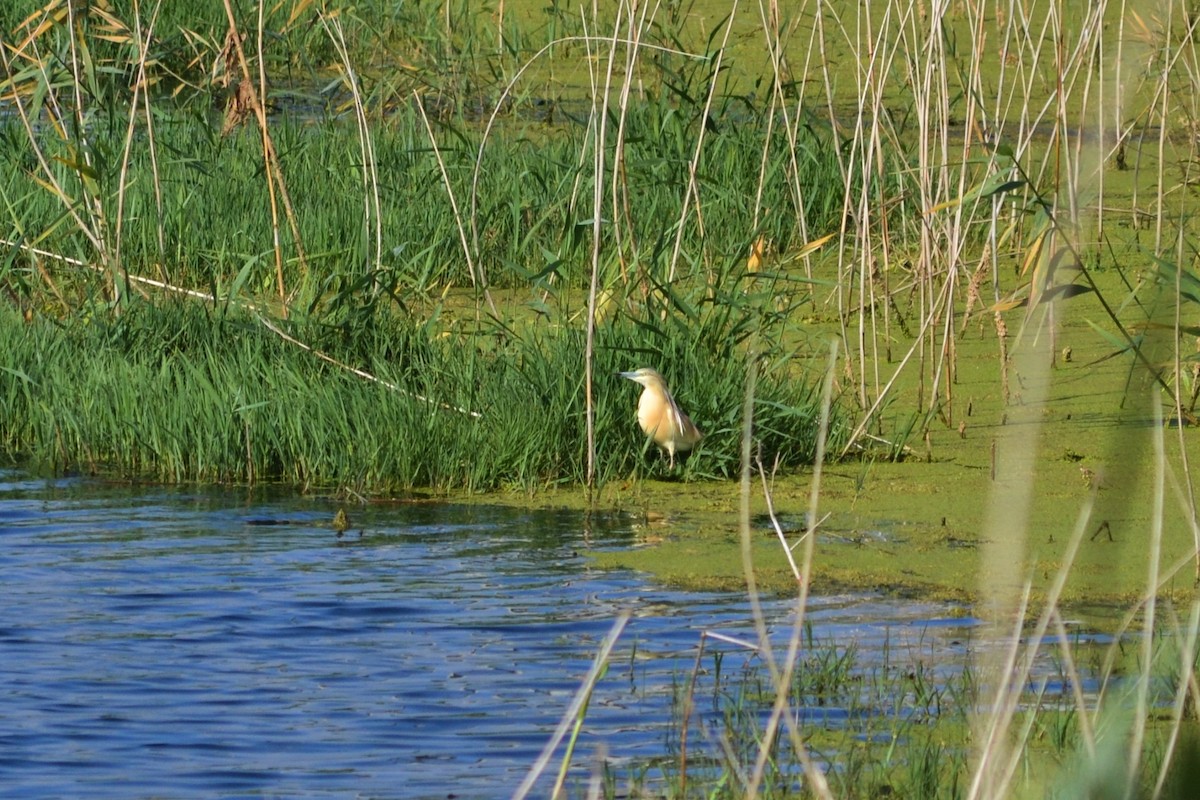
[0,470,997,798]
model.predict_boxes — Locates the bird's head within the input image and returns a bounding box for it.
[619,368,666,390]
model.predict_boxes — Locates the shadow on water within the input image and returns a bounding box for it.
[0,469,1111,799]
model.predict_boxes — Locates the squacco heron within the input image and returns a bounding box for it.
[619,368,703,469]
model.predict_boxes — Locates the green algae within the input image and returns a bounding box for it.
[569,277,1200,608]
[447,231,1200,611]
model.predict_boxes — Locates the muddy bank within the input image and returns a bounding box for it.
[480,297,1200,609]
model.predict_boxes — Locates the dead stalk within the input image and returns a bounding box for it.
[583,5,624,489]
[219,0,309,312]
[739,339,839,800]
[413,94,499,318]
[512,612,630,800]
[1152,602,1200,798]
[319,12,384,280]
[665,3,739,282]
[114,2,164,283]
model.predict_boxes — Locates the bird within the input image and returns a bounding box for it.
[619,368,703,469]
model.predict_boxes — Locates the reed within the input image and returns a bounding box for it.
[571,618,1197,798]
[0,105,850,292]
[0,297,835,491]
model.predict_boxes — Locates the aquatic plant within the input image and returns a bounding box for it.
[0,297,835,491]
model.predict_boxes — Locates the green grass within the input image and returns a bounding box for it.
[0,296,839,492]
[588,624,1200,799]
[0,100,855,297]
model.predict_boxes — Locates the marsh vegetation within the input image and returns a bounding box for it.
[4,0,1200,796]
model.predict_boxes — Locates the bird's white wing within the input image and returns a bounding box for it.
[665,391,688,435]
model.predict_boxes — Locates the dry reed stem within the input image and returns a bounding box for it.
[970,301,1056,799]
[0,37,107,261]
[994,310,1010,404]
[985,488,1102,797]
[219,0,309,312]
[737,339,840,800]
[1050,607,1096,759]
[584,746,605,800]
[760,342,842,799]
[1126,398,1166,798]
[1168,225,1200,579]
[752,0,809,247]
[838,276,956,457]
[135,4,167,267]
[1093,543,1200,720]
[582,5,624,490]
[665,3,739,283]
[0,237,483,419]
[757,454,803,582]
[467,34,703,262]
[968,578,1035,800]
[676,629,764,797]
[607,0,654,280]
[413,94,499,318]
[113,2,164,283]
[62,0,114,300]
[1152,602,1200,797]
[676,633,706,796]
[815,0,1151,459]
[319,12,384,279]
[959,7,1194,787]
[511,612,630,800]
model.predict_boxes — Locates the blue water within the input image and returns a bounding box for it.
[0,471,990,798]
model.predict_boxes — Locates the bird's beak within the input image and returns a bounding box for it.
[618,371,636,380]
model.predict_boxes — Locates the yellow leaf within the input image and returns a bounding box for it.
[926,197,961,215]
[12,3,68,56]
[29,173,67,203]
[1127,10,1153,43]
[990,297,1027,313]
[15,0,65,37]
[1019,229,1046,278]
[793,231,836,259]
[286,0,319,30]
[746,236,765,272]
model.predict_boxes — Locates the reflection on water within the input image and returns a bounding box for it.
[0,470,1014,798]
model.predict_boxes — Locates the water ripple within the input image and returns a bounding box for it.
[0,473,997,799]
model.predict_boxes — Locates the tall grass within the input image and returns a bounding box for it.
[576,617,1199,798]
[0,101,850,294]
[12,0,1195,448]
[0,297,836,491]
